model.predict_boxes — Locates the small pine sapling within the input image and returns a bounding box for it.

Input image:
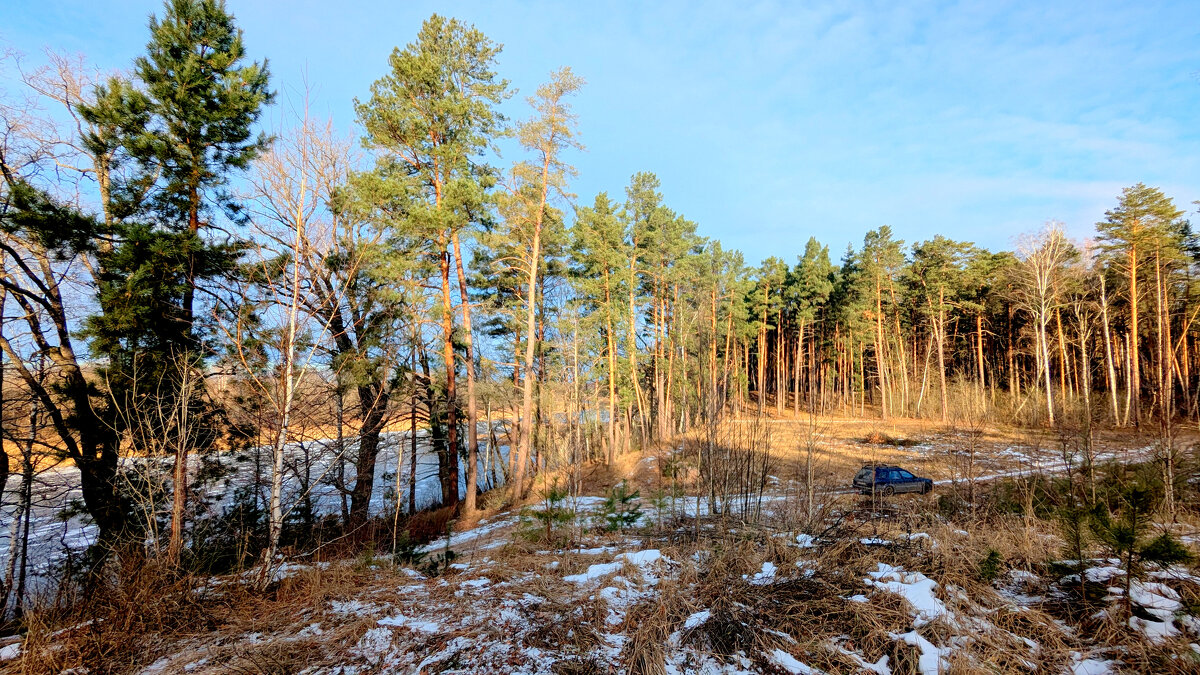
[659,454,683,519]
[601,481,643,532]
[978,548,1003,583]
[1055,498,1093,602]
[355,541,380,572]
[526,480,574,544]
[649,487,670,531]
[420,522,460,576]
[1089,484,1193,618]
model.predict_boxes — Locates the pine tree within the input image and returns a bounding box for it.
[787,237,834,413]
[749,257,787,415]
[1096,183,1186,428]
[572,193,629,463]
[640,208,700,435]
[960,249,1011,403]
[621,172,667,437]
[910,236,973,422]
[355,14,510,509]
[78,0,273,565]
[503,67,583,501]
[829,245,869,413]
[859,227,906,418]
[123,0,273,324]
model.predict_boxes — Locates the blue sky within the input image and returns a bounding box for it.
[5,0,1199,265]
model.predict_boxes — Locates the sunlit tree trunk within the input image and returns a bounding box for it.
[452,233,480,515]
[1100,274,1121,424]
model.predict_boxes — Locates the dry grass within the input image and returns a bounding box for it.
[11,561,223,674]
[13,504,1199,674]
[8,413,1198,674]
[622,526,1044,672]
[4,556,399,674]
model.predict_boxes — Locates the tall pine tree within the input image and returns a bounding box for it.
[355,14,509,509]
[80,0,273,565]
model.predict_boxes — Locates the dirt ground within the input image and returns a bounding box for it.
[566,411,1175,509]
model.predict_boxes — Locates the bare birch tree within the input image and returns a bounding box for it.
[1015,223,1076,426]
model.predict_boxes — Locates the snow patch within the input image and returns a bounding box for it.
[746,561,778,585]
[1083,566,1124,583]
[866,563,947,627]
[564,561,623,584]
[767,648,818,674]
[378,613,440,633]
[565,550,671,584]
[684,609,712,630]
[891,630,951,675]
[1070,653,1115,675]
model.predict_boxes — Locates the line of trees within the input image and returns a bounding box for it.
[1,2,1197,579]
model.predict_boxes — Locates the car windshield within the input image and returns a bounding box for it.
[899,471,914,479]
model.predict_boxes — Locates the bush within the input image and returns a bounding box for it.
[421,548,459,577]
[1089,482,1193,618]
[937,492,964,519]
[393,531,428,567]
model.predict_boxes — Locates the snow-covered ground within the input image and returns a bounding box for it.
[91,511,1200,675]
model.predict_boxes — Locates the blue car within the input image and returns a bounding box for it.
[853,464,933,496]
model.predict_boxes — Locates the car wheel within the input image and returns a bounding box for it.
[922,482,931,495]
[881,485,895,497]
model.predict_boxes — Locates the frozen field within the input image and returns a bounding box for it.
[0,426,510,591]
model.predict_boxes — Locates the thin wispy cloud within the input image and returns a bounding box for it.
[4,0,1196,261]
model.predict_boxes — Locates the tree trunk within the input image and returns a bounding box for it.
[1100,274,1121,424]
[167,369,194,567]
[513,155,552,501]
[409,360,418,515]
[778,329,788,413]
[628,238,647,438]
[263,186,307,574]
[1130,245,1141,426]
[1041,319,1056,425]
[794,319,804,415]
[438,237,461,506]
[1155,250,1176,517]
[874,273,888,420]
[975,312,986,400]
[1056,308,1071,404]
[937,289,948,423]
[349,383,388,524]
[451,233,480,515]
[606,275,619,465]
[757,282,769,417]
